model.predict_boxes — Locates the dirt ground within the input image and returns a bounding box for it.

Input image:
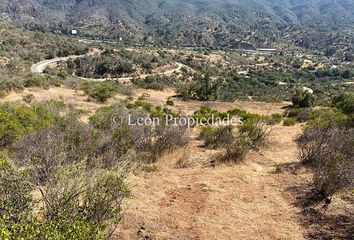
[0,87,289,118]
[113,125,306,240]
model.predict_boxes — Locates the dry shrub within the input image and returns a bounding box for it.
[216,119,272,163]
[151,125,190,162]
[297,127,339,167]
[91,105,190,165]
[219,137,252,163]
[199,125,233,149]
[238,120,272,150]
[11,116,96,183]
[175,149,192,169]
[298,126,354,198]
[38,161,130,229]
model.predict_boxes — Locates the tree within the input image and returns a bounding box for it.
[292,89,315,108]
[344,53,353,62]
[324,48,336,57]
[333,93,354,115]
[341,69,352,79]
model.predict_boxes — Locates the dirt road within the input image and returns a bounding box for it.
[31,53,186,83]
[31,55,83,74]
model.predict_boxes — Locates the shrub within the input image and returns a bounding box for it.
[0,153,105,240]
[79,81,121,102]
[0,102,61,147]
[237,119,272,150]
[239,112,262,122]
[0,78,24,93]
[0,155,129,240]
[308,108,349,128]
[227,108,247,116]
[88,83,120,102]
[0,152,33,223]
[89,105,115,130]
[285,108,311,123]
[216,119,271,163]
[41,162,130,227]
[175,150,192,169]
[292,89,315,108]
[22,94,35,104]
[298,126,354,199]
[12,116,96,178]
[90,105,189,164]
[283,118,296,126]
[166,98,175,106]
[220,136,253,163]
[24,75,63,89]
[266,113,284,125]
[193,106,228,124]
[199,125,233,149]
[151,125,190,161]
[333,92,354,115]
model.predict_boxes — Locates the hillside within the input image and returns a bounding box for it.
[1,0,354,50]
[0,15,353,240]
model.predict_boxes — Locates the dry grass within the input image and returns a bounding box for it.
[112,125,307,240]
[2,87,352,239]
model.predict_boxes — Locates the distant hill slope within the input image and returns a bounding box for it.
[1,0,354,49]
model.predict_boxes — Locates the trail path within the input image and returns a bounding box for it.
[114,124,306,240]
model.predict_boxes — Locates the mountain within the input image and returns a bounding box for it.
[1,0,354,49]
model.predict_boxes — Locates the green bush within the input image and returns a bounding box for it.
[12,116,96,171]
[0,102,61,147]
[215,119,272,163]
[283,118,296,126]
[286,108,311,123]
[193,106,228,124]
[0,153,106,240]
[0,152,33,223]
[24,75,63,89]
[0,78,24,93]
[80,81,121,102]
[227,108,247,116]
[308,108,349,128]
[292,89,315,108]
[89,106,115,130]
[134,75,176,91]
[199,125,233,149]
[221,136,253,163]
[89,105,188,164]
[0,153,120,240]
[240,112,262,122]
[237,120,271,149]
[333,93,354,115]
[265,113,284,125]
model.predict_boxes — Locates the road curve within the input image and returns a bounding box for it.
[31,54,185,83]
[31,55,84,74]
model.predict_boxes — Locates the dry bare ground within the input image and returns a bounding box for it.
[114,125,306,240]
[0,87,288,119]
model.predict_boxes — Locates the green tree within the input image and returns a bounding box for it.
[333,93,354,115]
[292,89,315,108]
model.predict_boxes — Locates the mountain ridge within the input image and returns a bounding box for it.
[1,0,354,49]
